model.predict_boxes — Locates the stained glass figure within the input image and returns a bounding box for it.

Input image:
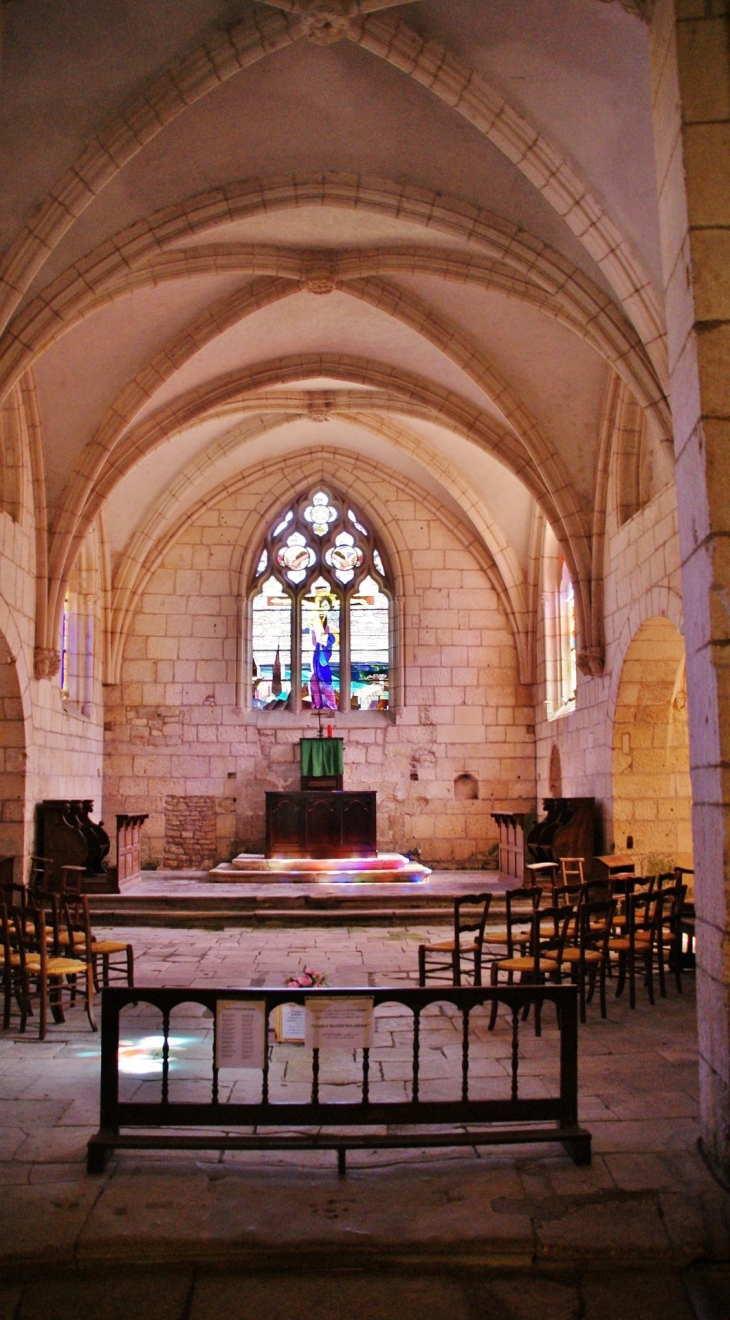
[350,574,389,709]
[301,579,340,710]
[251,576,292,708]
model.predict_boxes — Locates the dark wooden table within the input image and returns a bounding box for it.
[265,791,377,858]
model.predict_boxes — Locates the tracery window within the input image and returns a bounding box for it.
[250,489,392,713]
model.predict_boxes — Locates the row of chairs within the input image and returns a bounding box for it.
[418,872,688,1028]
[0,870,134,1039]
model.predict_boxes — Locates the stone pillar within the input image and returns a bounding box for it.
[649,0,730,1182]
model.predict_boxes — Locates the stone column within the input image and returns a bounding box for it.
[649,0,730,1182]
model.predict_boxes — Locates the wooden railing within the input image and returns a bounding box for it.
[87,984,591,1173]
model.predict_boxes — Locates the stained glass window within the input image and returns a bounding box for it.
[559,557,577,709]
[251,576,292,709]
[250,489,391,712]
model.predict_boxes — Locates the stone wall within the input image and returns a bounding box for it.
[0,384,105,878]
[103,468,536,867]
[163,794,218,869]
[534,477,687,872]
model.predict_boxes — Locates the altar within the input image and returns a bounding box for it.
[210,734,429,881]
[266,790,376,859]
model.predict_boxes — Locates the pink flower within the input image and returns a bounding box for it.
[284,967,328,988]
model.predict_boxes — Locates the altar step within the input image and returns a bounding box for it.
[87,871,509,928]
[87,894,458,928]
[213,852,431,883]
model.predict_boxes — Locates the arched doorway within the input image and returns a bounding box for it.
[612,617,692,872]
[0,630,26,870]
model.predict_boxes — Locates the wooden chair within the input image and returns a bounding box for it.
[560,898,615,1021]
[581,878,614,905]
[0,896,17,1029]
[59,892,134,991]
[608,887,682,1008]
[481,886,543,953]
[29,856,54,891]
[552,882,582,908]
[559,857,585,886]
[60,865,86,896]
[488,903,575,1036]
[8,904,96,1039]
[418,892,492,986]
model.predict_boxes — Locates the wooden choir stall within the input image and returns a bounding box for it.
[492,798,596,883]
[35,800,148,892]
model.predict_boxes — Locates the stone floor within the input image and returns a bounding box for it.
[0,921,728,1316]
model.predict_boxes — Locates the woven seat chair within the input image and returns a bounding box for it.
[8,903,95,1039]
[488,903,575,1036]
[418,892,492,987]
[559,898,615,1021]
[60,892,134,991]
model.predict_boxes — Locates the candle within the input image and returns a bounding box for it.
[327,725,332,738]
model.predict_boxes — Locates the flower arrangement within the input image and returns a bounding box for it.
[284,968,328,988]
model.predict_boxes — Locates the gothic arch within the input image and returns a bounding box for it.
[0,7,662,371]
[611,616,692,867]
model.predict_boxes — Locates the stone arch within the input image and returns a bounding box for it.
[48,353,591,657]
[0,215,667,438]
[611,616,692,871]
[105,411,531,683]
[607,583,684,728]
[0,10,662,371]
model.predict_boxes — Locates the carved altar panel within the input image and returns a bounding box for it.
[265,791,377,859]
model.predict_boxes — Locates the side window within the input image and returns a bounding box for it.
[543,529,576,720]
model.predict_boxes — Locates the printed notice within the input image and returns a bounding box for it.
[305,996,374,1050]
[276,1003,307,1043]
[215,999,266,1069]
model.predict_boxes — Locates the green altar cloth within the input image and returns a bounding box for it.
[300,738,344,778]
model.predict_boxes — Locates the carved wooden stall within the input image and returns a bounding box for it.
[490,811,530,881]
[526,798,596,876]
[115,813,149,883]
[35,799,115,893]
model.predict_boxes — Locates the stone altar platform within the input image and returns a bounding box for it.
[209,852,431,883]
[86,871,514,928]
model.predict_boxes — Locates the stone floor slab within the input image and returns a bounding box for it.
[0,920,726,1277]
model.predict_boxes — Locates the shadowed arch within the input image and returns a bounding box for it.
[106,441,532,689]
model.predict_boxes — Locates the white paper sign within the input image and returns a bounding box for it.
[215,999,266,1069]
[277,1003,306,1043]
[305,996,374,1050]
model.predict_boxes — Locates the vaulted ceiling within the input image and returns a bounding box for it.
[0,0,670,681]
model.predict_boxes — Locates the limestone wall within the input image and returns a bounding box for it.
[103,473,536,868]
[535,477,687,872]
[0,384,105,878]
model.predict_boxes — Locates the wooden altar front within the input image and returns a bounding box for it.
[265,791,377,859]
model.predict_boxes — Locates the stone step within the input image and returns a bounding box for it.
[89,907,458,927]
[88,895,508,927]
